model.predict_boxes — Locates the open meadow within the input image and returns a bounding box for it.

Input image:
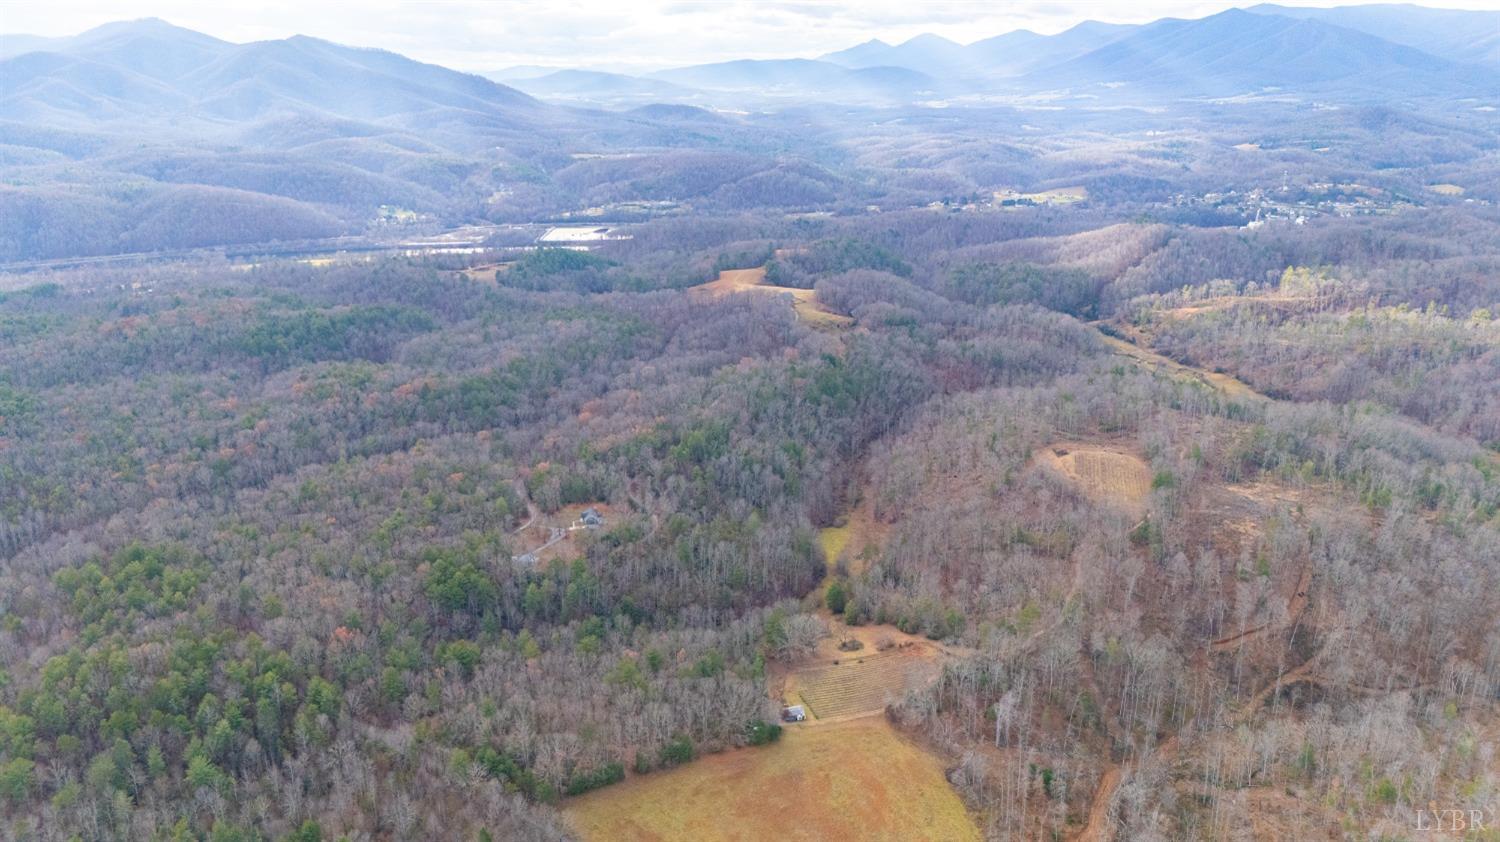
[565,718,981,842]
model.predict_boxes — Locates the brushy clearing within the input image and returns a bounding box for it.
[1095,331,1264,401]
[819,524,851,572]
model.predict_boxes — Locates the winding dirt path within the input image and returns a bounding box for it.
[511,499,539,534]
[1210,561,1312,652]
[1233,649,1327,726]
[1076,766,1122,842]
[1073,733,1183,842]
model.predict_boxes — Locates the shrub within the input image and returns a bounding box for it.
[658,735,694,768]
[825,580,848,614]
[564,762,625,796]
[746,720,782,746]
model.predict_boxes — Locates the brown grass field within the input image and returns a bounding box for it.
[564,717,981,842]
[693,266,854,328]
[1035,444,1152,514]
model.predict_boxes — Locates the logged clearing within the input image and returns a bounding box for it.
[693,266,854,328]
[1035,444,1152,514]
[1429,183,1465,196]
[565,717,981,842]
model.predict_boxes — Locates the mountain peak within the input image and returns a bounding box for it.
[900,33,962,48]
[73,17,230,46]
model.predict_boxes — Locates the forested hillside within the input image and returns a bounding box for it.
[4,176,1500,838]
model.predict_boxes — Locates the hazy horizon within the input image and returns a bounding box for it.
[6,0,1498,74]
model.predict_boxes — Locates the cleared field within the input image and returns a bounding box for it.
[1429,183,1465,196]
[997,185,1089,205]
[694,266,770,295]
[788,648,937,721]
[1036,445,1152,514]
[565,718,981,842]
[693,266,854,328]
[1031,185,1088,202]
[458,262,510,283]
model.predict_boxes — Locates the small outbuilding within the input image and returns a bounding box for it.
[781,705,806,722]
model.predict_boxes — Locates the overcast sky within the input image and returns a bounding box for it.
[4,0,1497,73]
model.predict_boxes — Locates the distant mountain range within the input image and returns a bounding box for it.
[0,17,550,150]
[2,5,1497,262]
[10,6,1497,121]
[1023,8,1495,99]
[820,21,1137,80]
[0,19,782,262]
[491,4,1499,106]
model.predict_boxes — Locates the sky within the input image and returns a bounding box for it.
[3,0,1498,73]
